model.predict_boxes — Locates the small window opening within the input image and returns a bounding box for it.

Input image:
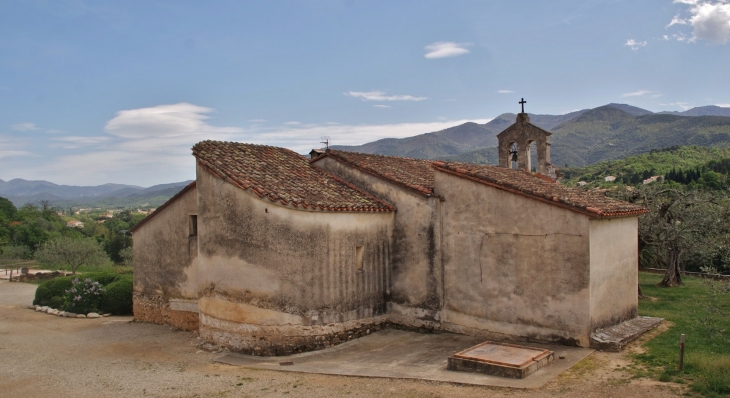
[189,215,198,237]
[355,246,364,270]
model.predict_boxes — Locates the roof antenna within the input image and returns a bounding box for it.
[321,136,330,151]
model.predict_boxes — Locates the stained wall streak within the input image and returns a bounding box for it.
[195,165,393,353]
[313,156,443,324]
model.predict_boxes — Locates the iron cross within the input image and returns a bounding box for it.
[519,98,526,113]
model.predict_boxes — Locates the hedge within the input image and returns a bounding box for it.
[99,277,133,315]
[33,272,133,315]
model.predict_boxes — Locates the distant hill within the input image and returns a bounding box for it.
[0,179,193,208]
[331,109,589,158]
[330,103,730,167]
[0,178,143,200]
[549,106,730,167]
[659,105,730,117]
[605,103,654,116]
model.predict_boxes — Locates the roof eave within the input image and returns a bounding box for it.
[431,164,646,219]
[129,181,197,234]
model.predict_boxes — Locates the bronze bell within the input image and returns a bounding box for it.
[511,151,518,162]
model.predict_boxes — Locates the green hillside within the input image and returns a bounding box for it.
[550,106,730,167]
[439,147,499,164]
[561,145,730,186]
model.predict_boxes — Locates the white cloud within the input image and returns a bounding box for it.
[669,1,730,44]
[248,119,266,123]
[373,105,392,108]
[424,41,471,59]
[717,103,730,107]
[284,121,301,125]
[345,91,427,101]
[621,90,656,97]
[663,32,691,41]
[0,135,39,160]
[1,102,494,186]
[11,122,40,131]
[661,101,693,110]
[52,135,113,149]
[668,14,689,27]
[104,103,242,140]
[0,150,35,158]
[497,90,514,94]
[625,39,648,51]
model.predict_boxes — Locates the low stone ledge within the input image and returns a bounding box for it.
[590,316,664,352]
[28,305,110,319]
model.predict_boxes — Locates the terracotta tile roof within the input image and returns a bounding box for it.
[130,181,197,233]
[431,161,648,219]
[315,150,437,197]
[192,141,393,212]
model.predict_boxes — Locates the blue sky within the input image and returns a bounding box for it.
[1,0,729,186]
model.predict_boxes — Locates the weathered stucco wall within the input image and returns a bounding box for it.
[132,185,199,330]
[434,169,593,346]
[196,164,394,354]
[589,217,638,330]
[313,156,443,328]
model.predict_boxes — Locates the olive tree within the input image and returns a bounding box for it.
[636,188,727,286]
[35,237,111,274]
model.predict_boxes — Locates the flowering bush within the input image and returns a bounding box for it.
[63,277,106,314]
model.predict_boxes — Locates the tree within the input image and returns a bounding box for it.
[636,188,726,286]
[34,237,111,274]
[118,246,133,267]
[0,196,17,220]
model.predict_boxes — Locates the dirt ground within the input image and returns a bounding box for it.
[0,281,685,398]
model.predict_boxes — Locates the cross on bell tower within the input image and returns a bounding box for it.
[519,98,526,113]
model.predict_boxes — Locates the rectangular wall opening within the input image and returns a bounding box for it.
[355,246,364,270]
[189,215,198,237]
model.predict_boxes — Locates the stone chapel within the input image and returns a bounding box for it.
[131,108,647,355]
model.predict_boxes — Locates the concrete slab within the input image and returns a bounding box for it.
[448,341,554,379]
[590,316,664,352]
[215,329,594,388]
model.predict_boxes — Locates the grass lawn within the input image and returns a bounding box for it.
[636,271,730,397]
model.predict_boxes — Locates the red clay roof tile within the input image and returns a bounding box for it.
[192,141,393,212]
[316,150,437,197]
[431,161,648,219]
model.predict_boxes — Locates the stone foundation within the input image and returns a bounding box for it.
[199,313,389,356]
[133,293,200,331]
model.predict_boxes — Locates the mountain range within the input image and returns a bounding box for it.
[0,179,193,208]
[4,104,730,208]
[331,104,730,167]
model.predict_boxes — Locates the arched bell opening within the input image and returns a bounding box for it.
[509,142,518,170]
[528,141,537,173]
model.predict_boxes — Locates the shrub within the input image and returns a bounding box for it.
[99,276,133,315]
[33,276,74,306]
[33,272,133,315]
[63,277,105,314]
[82,272,124,286]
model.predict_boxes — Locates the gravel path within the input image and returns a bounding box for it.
[0,280,683,397]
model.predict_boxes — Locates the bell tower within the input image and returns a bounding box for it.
[497,98,556,178]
